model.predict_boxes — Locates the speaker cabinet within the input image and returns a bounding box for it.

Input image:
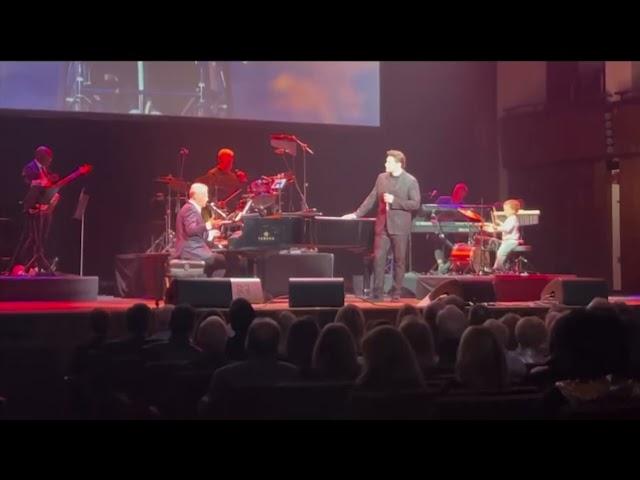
[262,253,334,298]
[540,278,608,306]
[289,278,345,307]
[165,278,263,307]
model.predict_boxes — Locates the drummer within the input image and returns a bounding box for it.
[201,148,248,206]
[489,198,521,272]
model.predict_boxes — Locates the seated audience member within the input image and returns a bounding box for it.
[203,318,299,413]
[143,304,201,364]
[355,326,425,393]
[468,304,491,327]
[225,298,256,362]
[542,308,636,417]
[192,316,229,372]
[274,311,297,359]
[102,303,154,357]
[366,318,394,332]
[441,294,466,311]
[423,298,447,343]
[484,318,527,383]
[396,304,420,326]
[285,316,320,378]
[514,316,548,366]
[335,304,366,354]
[499,312,521,350]
[312,323,360,381]
[435,305,469,370]
[456,326,508,391]
[399,316,438,379]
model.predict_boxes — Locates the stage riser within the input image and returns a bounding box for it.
[0,275,99,301]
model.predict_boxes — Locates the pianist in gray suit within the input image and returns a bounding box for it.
[343,150,420,301]
[173,182,226,277]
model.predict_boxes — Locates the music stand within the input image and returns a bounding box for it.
[271,178,287,213]
[270,138,310,211]
[73,188,90,276]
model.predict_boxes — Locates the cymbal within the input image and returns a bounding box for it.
[264,171,295,182]
[195,172,241,190]
[154,175,189,193]
[457,208,484,223]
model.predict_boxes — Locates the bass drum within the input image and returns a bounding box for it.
[449,243,493,274]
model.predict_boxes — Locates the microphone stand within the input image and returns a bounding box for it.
[291,136,313,212]
[178,148,188,181]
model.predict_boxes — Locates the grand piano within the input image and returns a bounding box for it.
[224,213,376,285]
[228,213,375,253]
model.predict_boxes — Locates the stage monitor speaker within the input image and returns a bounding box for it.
[263,253,334,298]
[165,278,263,307]
[289,278,344,307]
[418,277,496,305]
[540,277,608,306]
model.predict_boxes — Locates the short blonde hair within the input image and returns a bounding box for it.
[503,199,521,213]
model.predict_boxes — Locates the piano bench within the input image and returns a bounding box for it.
[167,259,207,278]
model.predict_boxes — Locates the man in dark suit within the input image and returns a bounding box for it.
[10,146,60,271]
[22,146,59,187]
[343,150,421,301]
[173,182,226,277]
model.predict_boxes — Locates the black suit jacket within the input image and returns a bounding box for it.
[22,159,55,186]
[173,202,212,260]
[355,171,421,235]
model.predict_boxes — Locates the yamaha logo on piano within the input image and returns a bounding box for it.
[258,229,276,242]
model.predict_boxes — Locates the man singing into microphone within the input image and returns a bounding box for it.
[343,150,420,301]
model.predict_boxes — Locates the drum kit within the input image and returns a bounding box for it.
[446,206,500,275]
[147,168,295,253]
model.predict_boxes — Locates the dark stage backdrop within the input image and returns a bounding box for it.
[0,62,499,291]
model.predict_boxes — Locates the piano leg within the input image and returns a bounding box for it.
[362,254,373,297]
[248,256,258,278]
